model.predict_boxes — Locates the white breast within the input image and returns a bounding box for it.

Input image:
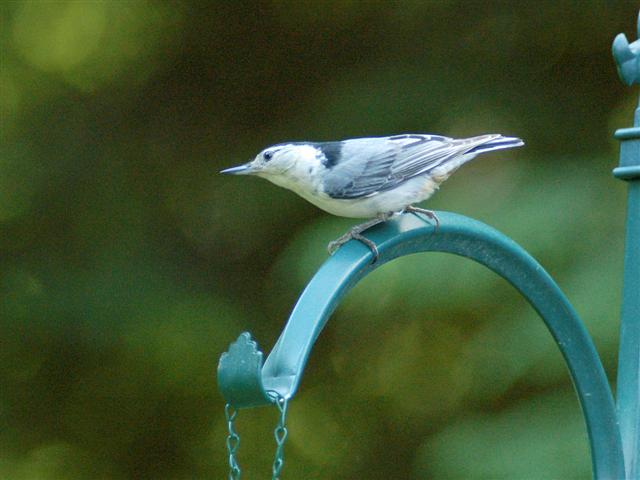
[295,175,441,218]
[258,145,445,219]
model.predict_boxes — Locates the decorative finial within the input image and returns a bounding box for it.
[217,332,272,408]
[612,10,640,85]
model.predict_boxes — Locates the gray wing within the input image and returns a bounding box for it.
[322,134,499,199]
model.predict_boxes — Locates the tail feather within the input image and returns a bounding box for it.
[467,135,524,155]
[424,134,523,180]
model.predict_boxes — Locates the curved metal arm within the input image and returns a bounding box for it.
[218,212,625,478]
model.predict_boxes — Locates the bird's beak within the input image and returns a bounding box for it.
[220,162,254,175]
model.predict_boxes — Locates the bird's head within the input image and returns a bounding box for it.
[220,143,318,179]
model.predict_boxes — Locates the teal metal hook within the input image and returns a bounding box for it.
[218,212,625,479]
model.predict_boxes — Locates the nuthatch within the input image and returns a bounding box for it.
[221,133,523,259]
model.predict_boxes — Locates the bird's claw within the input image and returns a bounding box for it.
[404,206,440,229]
[327,213,394,262]
[328,232,379,261]
[328,226,383,263]
[327,239,342,256]
[351,233,379,261]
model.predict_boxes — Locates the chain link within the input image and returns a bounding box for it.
[269,393,289,480]
[224,394,289,480]
[225,403,241,480]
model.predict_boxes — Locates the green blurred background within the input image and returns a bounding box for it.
[1,1,638,479]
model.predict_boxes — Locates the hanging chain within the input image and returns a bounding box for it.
[269,392,289,480]
[224,394,289,480]
[225,403,241,480]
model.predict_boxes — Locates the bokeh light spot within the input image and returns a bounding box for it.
[12,2,107,72]
[11,1,183,92]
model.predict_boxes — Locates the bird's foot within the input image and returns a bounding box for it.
[404,205,440,229]
[328,231,379,259]
[327,213,392,262]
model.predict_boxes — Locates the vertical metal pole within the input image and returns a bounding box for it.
[614,106,640,479]
[612,14,640,477]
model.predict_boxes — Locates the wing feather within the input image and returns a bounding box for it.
[322,134,500,199]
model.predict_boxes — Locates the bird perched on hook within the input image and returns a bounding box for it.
[221,133,523,259]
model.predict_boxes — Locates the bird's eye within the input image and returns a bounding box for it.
[263,151,274,161]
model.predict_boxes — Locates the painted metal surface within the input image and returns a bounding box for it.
[218,212,625,479]
[613,12,640,478]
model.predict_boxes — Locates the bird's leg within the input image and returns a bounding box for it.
[327,212,393,261]
[404,205,440,229]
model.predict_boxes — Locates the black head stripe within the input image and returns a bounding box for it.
[317,141,343,168]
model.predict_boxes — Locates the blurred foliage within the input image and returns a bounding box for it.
[0,1,638,479]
